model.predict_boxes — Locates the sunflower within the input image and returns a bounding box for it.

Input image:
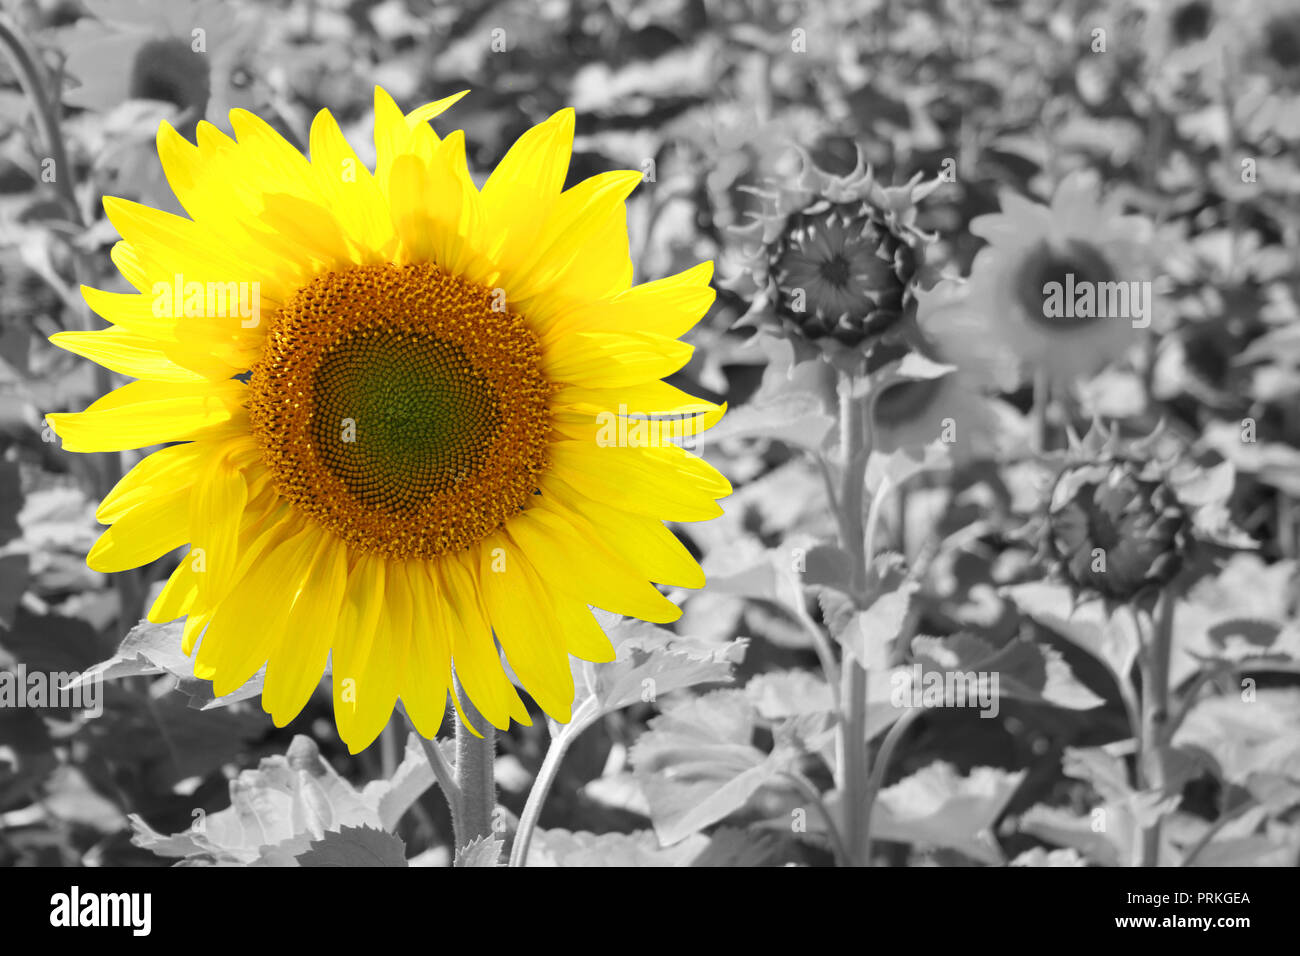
[727,152,936,368]
[963,173,1155,388]
[44,88,730,753]
[61,0,264,132]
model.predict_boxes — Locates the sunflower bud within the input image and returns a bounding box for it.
[727,154,937,363]
[1046,458,1189,601]
[1035,423,1251,604]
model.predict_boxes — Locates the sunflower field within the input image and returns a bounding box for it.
[0,0,1298,880]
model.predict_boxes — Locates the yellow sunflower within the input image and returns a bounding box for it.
[964,172,1155,387]
[45,88,729,753]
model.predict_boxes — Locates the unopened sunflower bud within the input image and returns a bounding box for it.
[1046,458,1189,601]
[728,154,937,363]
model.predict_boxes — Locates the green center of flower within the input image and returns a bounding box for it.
[248,263,552,559]
[1013,239,1118,330]
[309,328,502,512]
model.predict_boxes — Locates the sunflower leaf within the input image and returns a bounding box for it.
[128,735,385,865]
[297,825,408,867]
[71,618,268,711]
[908,632,1106,711]
[1004,582,1140,683]
[867,762,1025,865]
[576,614,746,717]
[832,584,916,668]
[631,689,799,845]
[454,835,504,867]
[1172,688,1300,801]
[361,731,451,830]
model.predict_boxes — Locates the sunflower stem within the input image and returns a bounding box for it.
[1031,366,1051,452]
[509,695,601,867]
[0,15,81,229]
[399,703,463,846]
[833,367,873,866]
[1136,590,1175,867]
[453,684,498,853]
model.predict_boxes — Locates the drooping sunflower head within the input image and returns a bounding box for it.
[965,172,1156,388]
[1033,423,1248,607]
[1046,454,1189,603]
[726,152,937,367]
[45,88,730,753]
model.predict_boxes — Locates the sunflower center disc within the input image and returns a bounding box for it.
[1013,238,1118,330]
[248,263,552,559]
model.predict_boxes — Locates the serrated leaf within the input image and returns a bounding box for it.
[835,585,916,668]
[297,825,408,867]
[70,619,267,710]
[454,835,503,867]
[573,615,746,718]
[815,586,855,639]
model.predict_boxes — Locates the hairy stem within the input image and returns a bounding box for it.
[453,684,497,850]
